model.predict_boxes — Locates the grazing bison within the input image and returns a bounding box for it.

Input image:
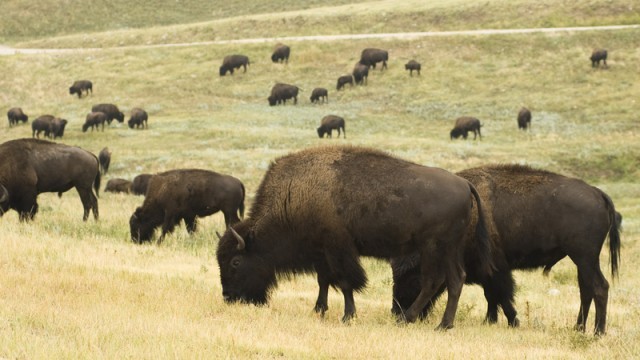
[268,83,299,106]
[131,173,153,196]
[0,138,100,221]
[405,60,421,76]
[50,118,68,139]
[128,108,148,129]
[216,146,492,328]
[390,164,621,335]
[7,107,28,127]
[310,88,328,104]
[317,115,345,139]
[82,112,107,132]
[352,63,369,85]
[590,49,608,68]
[359,48,388,70]
[32,115,66,139]
[517,107,531,131]
[105,178,131,194]
[450,116,482,140]
[98,147,111,174]
[336,75,353,90]
[91,103,124,125]
[69,80,93,98]
[219,55,250,76]
[130,169,245,243]
[271,44,290,63]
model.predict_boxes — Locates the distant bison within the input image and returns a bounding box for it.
[69,80,93,98]
[128,108,148,129]
[98,147,111,174]
[130,169,245,243]
[105,178,131,194]
[131,173,153,196]
[82,112,107,132]
[50,118,68,139]
[7,107,28,127]
[92,103,124,124]
[32,115,67,139]
[317,115,345,139]
[268,83,299,106]
[219,55,250,76]
[0,138,100,221]
[309,88,328,104]
[336,75,353,90]
[359,48,388,70]
[450,116,482,140]
[590,49,608,68]
[271,44,290,63]
[352,63,369,85]
[405,60,421,76]
[517,107,531,131]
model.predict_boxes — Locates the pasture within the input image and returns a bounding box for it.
[1,0,639,358]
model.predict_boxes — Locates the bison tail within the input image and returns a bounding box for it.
[469,183,494,277]
[94,168,101,198]
[601,190,621,280]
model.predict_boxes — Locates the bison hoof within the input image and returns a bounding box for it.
[313,303,328,316]
[509,317,520,328]
[341,313,356,323]
[435,322,454,331]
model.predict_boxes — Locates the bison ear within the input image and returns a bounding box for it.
[230,227,246,251]
[0,184,8,203]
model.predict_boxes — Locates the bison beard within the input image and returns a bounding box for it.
[216,146,493,329]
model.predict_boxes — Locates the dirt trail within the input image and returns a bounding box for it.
[1,24,638,55]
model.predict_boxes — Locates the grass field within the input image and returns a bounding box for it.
[1,0,640,358]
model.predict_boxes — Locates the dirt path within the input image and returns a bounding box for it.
[1,24,638,55]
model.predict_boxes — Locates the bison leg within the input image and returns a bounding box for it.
[437,266,466,330]
[313,267,330,316]
[575,261,609,335]
[77,186,98,221]
[482,270,519,326]
[17,198,38,222]
[341,288,356,322]
[158,214,178,243]
[184,216,197,233]
[322,240,367,322]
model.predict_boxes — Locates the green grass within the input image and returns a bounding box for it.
[1,0,640,358]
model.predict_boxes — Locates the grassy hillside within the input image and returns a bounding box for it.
[1,1,639,358]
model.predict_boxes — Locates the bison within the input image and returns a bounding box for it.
[336,75,353,90]
[7,107,28,127]
[309,88,328,104]
[128,108,148,129]
[359,48,388,70]
[131,173,153,196]
[0,138,100,221]
[271,44,290,63]
[98,147,111,174]
[405,60,421,76]
[69,80,93,98]
[517,107,531,131]
[590,49,608,68]
[352,63,369,85]
[31,115,67,139]
[317,115,345,139]
[268,83,299,106]
[91,103,124,125]
[219,55,250,76]
[130,169,245,244]
[105,178,131,194]
[50,118,68,139]
[82,112,107,132]
[450,116,482,140]
[390,164,621,335]
[216,146,492,329]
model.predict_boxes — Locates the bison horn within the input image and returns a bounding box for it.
[230,227,245,251]
[0,184,8,203]
[215,231,223,240]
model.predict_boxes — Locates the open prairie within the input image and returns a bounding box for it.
[1,0,639,358]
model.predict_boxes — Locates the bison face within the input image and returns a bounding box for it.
[219,66,228,76]
[116,112,125,123]
[127,119,135,129]
[450,128,463,140]
[129,207,157,243]
[317,127,325,138]
[268,96,277,106]
[390,255,426,319]
[69,87,76,95]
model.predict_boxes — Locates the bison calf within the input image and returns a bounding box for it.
[317,115,345,139]
[98,147,111,174]
[7,107,28,127]
[69,80,93,98]
[517,107,531,131]
[130,169,245,244]
[310,88,328,104]
[450,116,482,140]
[128,108,148,129]
[220,55,250,76]
[83,112,107,132]
[590,49,608,68]
[405,60,421,76]
[105,178,131,194]
[336,75,353,90]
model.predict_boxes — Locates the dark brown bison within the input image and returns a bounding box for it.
[268,83,299,106]
[98,147,111,174]
[309,88,328,104]
[271,44,290,63]
[50,118,68,139]
[32,115,67,139]
[517,107,531,131]
[0,138,100,221]
[450,116,482,140]
[105,178,131,193]
[352,63,369,85]
[390,165,621,335]
[69,80,93,98]
[359,48,388,70]
[216,146,492,328]
[590,49,607,68]
[405,60,421,76]
[130,169,245,244]
[219,55,250,76]
[82,112,107,132]
[317,115,345,138]
[91,103,124,125]
[128,108,148,129]
[131,173,153,196]
[336,75,353,90]
[7,107,28,127]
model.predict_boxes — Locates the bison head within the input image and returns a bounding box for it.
[390,254,429,320]
[127,119,135,129]
[450,128,463,140]
[116,112,125,123]
[82,123,90,132]
[219,66,228,77]
[216,223,276,306]
[69,87,77,95]
[268,96,277,106]
[129,207,157,243]
[317,127,326,138]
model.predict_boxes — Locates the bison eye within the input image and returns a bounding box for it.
[231,257,242,269]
